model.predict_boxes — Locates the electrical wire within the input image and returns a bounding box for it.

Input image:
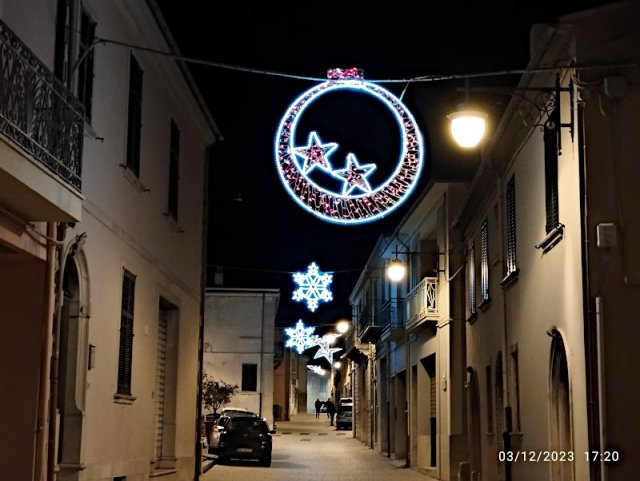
[207,264,364,275]
[91,35,638,85]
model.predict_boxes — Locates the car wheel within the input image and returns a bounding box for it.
[260,456,271,467]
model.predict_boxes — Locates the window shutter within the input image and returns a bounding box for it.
[544,117,560,233]
[506,176,517,275]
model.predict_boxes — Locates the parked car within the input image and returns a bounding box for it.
[336,402,353,430]
[209,414,274,466]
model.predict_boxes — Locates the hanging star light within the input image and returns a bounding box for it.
[274,67,424,225]
[292,262,333,312]
[312,335,343,363]
[307,365,327,376]
[284,319,317,354]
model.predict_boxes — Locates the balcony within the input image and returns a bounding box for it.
[380,298,404,341]
[0,18,84,221]
[406,277,439,330]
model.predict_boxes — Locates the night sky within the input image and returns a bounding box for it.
[154,0,615,327]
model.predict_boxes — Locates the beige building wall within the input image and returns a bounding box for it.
[0,1,220,480]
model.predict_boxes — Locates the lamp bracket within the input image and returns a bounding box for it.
[458,75,574,150]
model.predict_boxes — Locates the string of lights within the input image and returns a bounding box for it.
[88,36,637,85]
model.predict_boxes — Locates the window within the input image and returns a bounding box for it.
[241,363,258,392]
[167,120,180,220]
[126,54,144,176]
[117,270,136,395]
[54,0,72,85]
[504,175,519,283]
[480,220,490,303]
[544,110,560,234]
[467,241,476,318]
[77,8,96,121]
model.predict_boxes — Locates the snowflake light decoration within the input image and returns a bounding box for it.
[292,262,333,312]
[284,320,317,354]
[274,67,424,225]
[307,365,327,376]
[312,335,343,363]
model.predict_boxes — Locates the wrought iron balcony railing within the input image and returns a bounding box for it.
[381,298,404,330]
[406,276,439,329]
[0,18,83,189]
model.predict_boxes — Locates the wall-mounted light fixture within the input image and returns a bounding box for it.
[448,75,574,150]
[385,246,445,282]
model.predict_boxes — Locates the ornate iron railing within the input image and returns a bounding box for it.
[0,18,83,189]
[406,277,438,329]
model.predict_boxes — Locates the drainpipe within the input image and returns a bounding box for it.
[259,292,265,419]
[47,222,67,481]
[195,143,214,480]
[576,101,602,481]
[34,222,58,481]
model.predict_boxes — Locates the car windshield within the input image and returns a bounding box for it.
[338,404,352,413]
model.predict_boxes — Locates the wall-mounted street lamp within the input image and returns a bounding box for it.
[385,246,445,282]
[448,75,574,149]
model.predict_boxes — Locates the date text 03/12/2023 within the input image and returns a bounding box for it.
[498,451,621,463]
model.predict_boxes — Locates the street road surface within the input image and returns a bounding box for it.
[202,413,431,481]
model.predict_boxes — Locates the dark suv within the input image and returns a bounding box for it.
[209,414,274,466]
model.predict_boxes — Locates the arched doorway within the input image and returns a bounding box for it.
[550,333,574,481]
[56,249,89,480]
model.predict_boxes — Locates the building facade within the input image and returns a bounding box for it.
[349,2,640,481]
[348,182,468,479]
[203,288,279,428]
[0,1,221,480]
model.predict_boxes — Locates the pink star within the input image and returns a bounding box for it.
[294,132,338,174]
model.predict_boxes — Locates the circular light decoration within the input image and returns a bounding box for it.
[274,67,424,225]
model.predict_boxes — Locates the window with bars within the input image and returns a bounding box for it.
[467,241,476,318]
[126,54,143,177]
[117,270,136,395]
[167,119,180,220]
[544,110,560,234]
[480,220,490,303]
[504,176,519,282]
[242,363,258,392]
[77,8,96,121]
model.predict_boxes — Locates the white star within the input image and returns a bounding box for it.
[307,365,326,375]
[332,153,377,195]
[294,131,338,174]
[284,320,317,354]
[292,262,333,312]
[312,335,342,363]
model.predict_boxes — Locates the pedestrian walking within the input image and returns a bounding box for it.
[314,398,322,419]
[325,398,336,426]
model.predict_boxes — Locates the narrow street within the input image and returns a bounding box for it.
[203,413,431,481]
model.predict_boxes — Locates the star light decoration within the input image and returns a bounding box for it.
[292,262,333,312]
[284,320,317,354]
[307,365,327,376]
[312,335,343,363]
[274,67,424,225]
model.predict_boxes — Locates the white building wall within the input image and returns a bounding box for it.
[203,289,279,428]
